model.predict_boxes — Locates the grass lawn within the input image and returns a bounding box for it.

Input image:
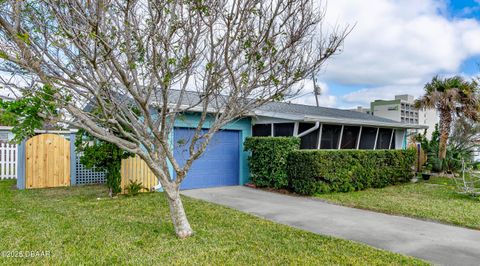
[316,177,480,229]
[0,180,426,265]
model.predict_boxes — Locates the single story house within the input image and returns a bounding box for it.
[168,93,426,190]
[3,91,427,190]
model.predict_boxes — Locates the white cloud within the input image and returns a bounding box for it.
[322,0,480,86]
[341,85,424,108]
[339,72,478,108]
[316,0,480,108]
[289,80,336,107]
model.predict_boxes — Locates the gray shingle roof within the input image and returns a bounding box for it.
[257,101,399,123]
[86,89,425,128]
[163,90,425,128]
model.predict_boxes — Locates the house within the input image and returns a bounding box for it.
[11,91,426,190]
[167,92,426,190]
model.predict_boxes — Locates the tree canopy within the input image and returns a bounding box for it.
[416,76,480,161]
[0,0,350,238]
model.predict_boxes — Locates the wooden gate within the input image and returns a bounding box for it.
[26,134,70,189]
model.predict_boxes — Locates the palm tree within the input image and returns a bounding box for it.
[415,76,480,161]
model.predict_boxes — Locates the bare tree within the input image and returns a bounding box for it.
[0,0,349,238]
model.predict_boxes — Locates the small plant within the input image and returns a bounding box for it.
[421,164,432,180]
[125,180,145,196]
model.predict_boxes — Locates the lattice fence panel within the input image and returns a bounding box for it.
[75,155,106,185]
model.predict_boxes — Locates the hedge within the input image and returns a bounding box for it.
[287,149,416,195]
[244,137,300,189]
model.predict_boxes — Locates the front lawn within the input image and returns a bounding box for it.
[316,177,480,229]
[0,180,425,265]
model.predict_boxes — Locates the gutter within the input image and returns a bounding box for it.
[297,122,320,137]
[0,126,78,134]
[303,115,428,129]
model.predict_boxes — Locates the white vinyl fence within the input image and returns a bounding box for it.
[0,142,17,179]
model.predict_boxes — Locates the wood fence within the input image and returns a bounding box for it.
[120,155,158,193]
[0,142,17,179]
[25,134,70,189]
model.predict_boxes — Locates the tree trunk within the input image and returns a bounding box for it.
[438,110,452,160]
[164,187,193,238]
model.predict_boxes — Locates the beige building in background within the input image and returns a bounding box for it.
[369,94,438,139]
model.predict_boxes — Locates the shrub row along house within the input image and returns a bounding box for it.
[3,91,425,191]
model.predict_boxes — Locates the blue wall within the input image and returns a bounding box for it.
[172,113,252,185]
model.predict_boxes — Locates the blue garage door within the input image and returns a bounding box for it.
[174,128,240,190]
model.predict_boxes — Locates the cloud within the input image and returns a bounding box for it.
[339,72,478,108]
[321,0,480,86]
[289,80,337,107]
[315,0,480,108]
[341,85,423,107]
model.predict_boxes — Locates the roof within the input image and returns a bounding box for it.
[255,101,427,129]
[85,89,427,129]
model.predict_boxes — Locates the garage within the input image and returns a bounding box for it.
[174,127,240,190]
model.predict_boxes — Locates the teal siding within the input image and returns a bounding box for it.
[171,113,252,185]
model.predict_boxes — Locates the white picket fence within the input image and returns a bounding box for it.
[0,142,18,179]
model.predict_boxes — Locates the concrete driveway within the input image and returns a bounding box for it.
[182,186,480,266]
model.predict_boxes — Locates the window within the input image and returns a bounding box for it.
[300,129,320,149]
[376,128,393,149]
[340,126,360,149]
[273,123,294,136]
[359,127,377,149]
[320,124,342,149]
[252,124,271,137]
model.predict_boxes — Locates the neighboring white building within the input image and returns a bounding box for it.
[370,94,438,139]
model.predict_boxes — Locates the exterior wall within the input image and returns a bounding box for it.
[172,113,252,185]
[371,100,402,122]
[418,108,438,139]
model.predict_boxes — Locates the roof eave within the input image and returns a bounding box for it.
[303,115,428,129]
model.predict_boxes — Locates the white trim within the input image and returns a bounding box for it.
[356,126,363,150]
[338,125,344,150]
[293,122,299,136]
[317,123,323,149]
[303,115,427,129]
[0,126,77,134]
[389,129,395,149]
[373,128,380,150]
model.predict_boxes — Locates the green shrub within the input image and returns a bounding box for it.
[244,137,300,189]
[287,149,416,195]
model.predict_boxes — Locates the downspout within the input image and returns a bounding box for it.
[297,122,320,137]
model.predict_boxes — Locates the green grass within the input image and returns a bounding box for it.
[0,180,426,265]
[316,177,480,229]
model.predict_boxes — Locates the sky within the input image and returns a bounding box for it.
[291,0,480,109]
